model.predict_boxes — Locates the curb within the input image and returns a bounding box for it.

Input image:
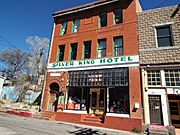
[0,110,32,117]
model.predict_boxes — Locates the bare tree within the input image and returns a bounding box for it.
[0,49,30,80]
[26,36,50,90]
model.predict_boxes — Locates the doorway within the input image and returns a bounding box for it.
[149,95,163,125]
[48,82,60,112]
[89,88,105,115]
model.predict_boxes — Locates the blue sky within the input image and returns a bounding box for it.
[0,0,179,52]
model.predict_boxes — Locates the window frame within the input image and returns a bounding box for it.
[72,19,80,33]
[60,21,67,35]
[165,69,180,86]
[147,70,161,86]
[155,25,173,48]
[113,36,123,56]
[83,41,91,59]
[57,45,65,61]
[113,9,123,24]
[99,12,107,28]
[69,43,78,60]
[97,39,106,58]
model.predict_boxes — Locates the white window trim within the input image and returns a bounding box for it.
[154,22,174,48]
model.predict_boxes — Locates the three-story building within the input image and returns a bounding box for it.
[41,0,142,131]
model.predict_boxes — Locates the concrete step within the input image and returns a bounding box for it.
[82,114,102,124]
[148,125,169,135]
[32,111,55,121]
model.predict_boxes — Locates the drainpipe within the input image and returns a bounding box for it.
[141,68,148,124]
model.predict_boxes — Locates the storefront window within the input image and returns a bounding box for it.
[109,87,129,114]
[66,87,88,111]
[68,68,128,87]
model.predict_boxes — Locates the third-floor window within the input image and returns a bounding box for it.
[114,9,123,24]
[70,43,78,60]
[72,19,80,33]
[60,21,67,35]
[99,12,107,28]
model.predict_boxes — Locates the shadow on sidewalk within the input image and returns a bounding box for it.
[68,128,107,135]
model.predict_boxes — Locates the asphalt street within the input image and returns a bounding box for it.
[0,112,139,135]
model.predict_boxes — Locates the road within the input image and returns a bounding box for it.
[0,112,138,135]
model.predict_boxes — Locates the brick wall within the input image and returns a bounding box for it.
[138,5,180,64]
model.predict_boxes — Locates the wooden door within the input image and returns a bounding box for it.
[149,95,163,125]
[89,88,105,115]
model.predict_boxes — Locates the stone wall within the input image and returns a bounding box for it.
[138,5,180,64]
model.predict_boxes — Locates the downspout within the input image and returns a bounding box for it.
[141,68,148,124]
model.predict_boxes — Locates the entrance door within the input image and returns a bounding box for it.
[89,88,105,115]
[149,95,163,125]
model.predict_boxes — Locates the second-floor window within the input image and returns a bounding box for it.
[83,41,91,59]
[72,19,80,33]
[113,36,123,56]
[70,43,78,60]
[114,9,123,24]
[57,45,65,61]
[97,39,106,58]
[156,25,173,47]
[99,12,107,28]
[60,21,67,35]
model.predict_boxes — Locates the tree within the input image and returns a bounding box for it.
[26,36,50,79]
[0,49,30,80]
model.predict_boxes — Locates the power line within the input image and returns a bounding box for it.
[0,35,16,48]
[0,40,15,49]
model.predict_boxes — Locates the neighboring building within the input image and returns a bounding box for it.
[0,76,5,95]
[138,5,180,128]
[41,0,142,131]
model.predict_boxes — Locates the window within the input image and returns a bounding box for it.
[68,68,128,87]
[66,87,88,110]
[83,41,91,59]
[72,19,80,33]
[57,45,65,61]
[165,69,180,86]
[109,87,129,114]
[70,43,78,60]
[114,9,123,24]
[147,70,161,86]
[113,36,123,56]
[60,21,67,35]
[97,39,106,58]
[99,12,107,28]
[156,25,173,47]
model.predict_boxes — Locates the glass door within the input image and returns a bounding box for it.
[89,88,105,115]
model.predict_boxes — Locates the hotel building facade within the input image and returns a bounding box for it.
[41,0,142,131]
